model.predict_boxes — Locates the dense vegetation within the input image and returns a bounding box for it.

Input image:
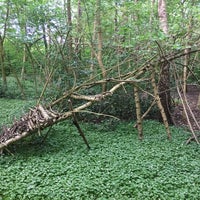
[0,0,199,99]
[0,99,200,199]
[0,1,200,199]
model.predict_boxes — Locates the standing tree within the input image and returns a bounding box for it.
[66,0,73,61]
[157,0,173,124]
[90,0,107,92]
[0,0,10,91]
[74,0,82,59]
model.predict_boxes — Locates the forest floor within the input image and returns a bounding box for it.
[172,84,200,131]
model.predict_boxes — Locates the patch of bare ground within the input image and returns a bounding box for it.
[172,84,200,142]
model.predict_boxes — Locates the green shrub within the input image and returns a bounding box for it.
[81,85,158,122]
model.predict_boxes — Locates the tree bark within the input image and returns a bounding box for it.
[158,62,173,124]
[64,0,73,61]
[96,0,106,92]
[183,16,192,93]
[158,0,168,34]
[0,37,7,90]
[151,68,171,139]
[75,0,82,59]
[134,86,143,140]
[67,0,73,60]
[0,0,10,91]
[157,0,173,124]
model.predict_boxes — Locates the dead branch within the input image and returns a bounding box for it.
[1,48,200,152]
[172,64,200,144]
[68,99,90,149]
[0,105,60,151]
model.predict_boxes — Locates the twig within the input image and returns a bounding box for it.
[37,68,55,105]
[41,126,53,144]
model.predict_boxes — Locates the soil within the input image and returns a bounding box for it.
[172,84,200,131]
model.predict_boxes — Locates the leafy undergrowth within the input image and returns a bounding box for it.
[0,98,35,126]
[0,99,200,199]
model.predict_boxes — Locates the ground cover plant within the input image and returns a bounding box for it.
[0,99,200,200]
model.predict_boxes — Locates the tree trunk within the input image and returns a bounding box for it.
[90,7,97,79]
[134,86,143,140]
[67,0,73,60]
[96,0,106,92]
[149,0,155,30]
[75,0,82,59]
[151,68,171,139]
[21,44,27,81]
[183,16,192,93]
[157,0,173,124]
[158,62,173,124]
[0,1,10,91]
[0,37,7,91]
[158,0,168,34]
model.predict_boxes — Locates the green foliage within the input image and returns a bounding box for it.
[83,85,158,122]
[0,77,43,99]
[0,99,200,199]
[88,88,136,121]
[0,98,35,127]
[191,65,200,84]
[0,0,199,100]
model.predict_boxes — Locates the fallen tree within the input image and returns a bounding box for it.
[1,49,200,153]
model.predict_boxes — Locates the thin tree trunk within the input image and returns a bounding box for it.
[134,85,143,140]
[0,38,7,90]
[183,49,189,93]
[149,0,155,30]
[67,0,73,60]
[42,22,51,78]
[21,45,26,81]
[96,0,106,92]
[183,17,192,93]
[21,24,28,81]
[63,0,74,89]
[0,0,10,91]
[158,0,168,34]
[75,0,82,59]
[151,68,171,140]
[90,18,97,79]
